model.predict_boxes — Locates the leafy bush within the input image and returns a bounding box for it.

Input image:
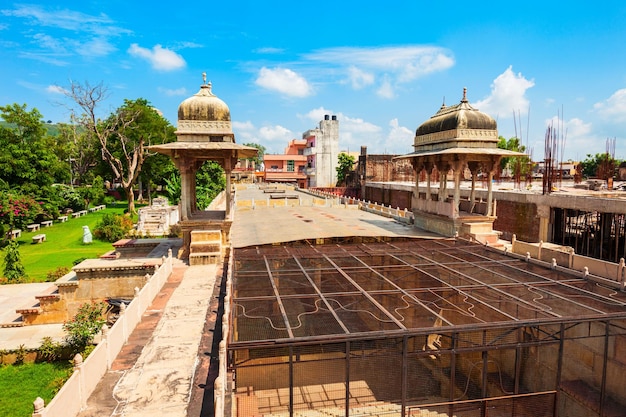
[46,266,70,282]
[93,213,133,242]
[54,184,84,212]
[39,337,64,362]
[3,239,26,283]
[63,301,107,354]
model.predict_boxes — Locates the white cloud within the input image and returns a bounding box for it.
[32,33,65,52]
[232,120,294,153]
[259,125,293,141]
[75,37,116,57]
[255,67,313,97]
[254,47,284,54]
[474,66,534,118]
[542,116,593,160]
[233,120,255,131]
[306,45,454,97]
[301,107,333,123]
[158,87,187,97]
[377,78,395,99]
[307,46,453,77]
[347,66,374,89]
[594,88,626,123]
[128,43,186,71]
[46,85,67,94]
[387,118,414,150]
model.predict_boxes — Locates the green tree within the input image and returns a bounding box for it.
[64,82,173,214]
[196,161,226,210]
[336,152,356,186]
[0,104,67,193]
[55,121,100,185]
[162,161,225,209]
[496,136,531,178]
[580,153,619,179]
[3,239,26,282]
[243,142,266,168]
[163,173,181,205]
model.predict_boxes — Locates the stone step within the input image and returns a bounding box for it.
[0,313,24,328]
[190,242,221,253]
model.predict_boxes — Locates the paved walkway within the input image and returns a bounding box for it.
[77,262,221,417]
[231,188,439,248]
[0,282,66,349]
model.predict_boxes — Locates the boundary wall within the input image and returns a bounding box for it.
[32,250,174,417]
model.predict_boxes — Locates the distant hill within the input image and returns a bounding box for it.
[0,120,62,136]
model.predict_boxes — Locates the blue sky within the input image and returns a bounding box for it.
[2,2,626,162]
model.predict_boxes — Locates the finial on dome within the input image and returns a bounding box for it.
[202,72,207,85]
[462,87,468,102]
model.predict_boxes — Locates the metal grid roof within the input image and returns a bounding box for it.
[230,238,626,347]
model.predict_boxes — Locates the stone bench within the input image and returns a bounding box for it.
[71,212,80,218]
[270,194,298,199]
[6,229,21,239]
[27,224,40,232]
[41,220,53,227]
[88,207,97,213]
[32,234,46,244]
[263,188,282,193]
[57,215,68,223]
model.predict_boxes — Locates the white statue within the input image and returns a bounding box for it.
[82,225,93,244]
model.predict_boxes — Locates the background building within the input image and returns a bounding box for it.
[303,115,339,187]
[263,139,307,188]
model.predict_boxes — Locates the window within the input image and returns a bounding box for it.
[287,160,295,172]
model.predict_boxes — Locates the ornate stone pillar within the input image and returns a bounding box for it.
[436,160,450,201]
[452,160,464,218]
[467,161,480,213]
[224,156,233,218]
[176,157,194,220]
[425,161,433,201]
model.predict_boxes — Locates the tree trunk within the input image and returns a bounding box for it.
[126,185,136,214]
[137,177,144,202]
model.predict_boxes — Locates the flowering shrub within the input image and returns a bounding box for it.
[63,301,107,354]
[0,193,42,230]
[93,213,134,242]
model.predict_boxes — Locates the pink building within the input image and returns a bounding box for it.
[263,139,308,188]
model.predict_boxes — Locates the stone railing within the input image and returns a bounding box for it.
[307,188,415,224]
[509,235,626,289]
[214,247,234,417]
[31,250,174,417]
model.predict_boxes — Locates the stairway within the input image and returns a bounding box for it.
[189,229,223,265]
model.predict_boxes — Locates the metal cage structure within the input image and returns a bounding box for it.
[229,238,626,417]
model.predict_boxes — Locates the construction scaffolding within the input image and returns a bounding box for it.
[229,238,626,417]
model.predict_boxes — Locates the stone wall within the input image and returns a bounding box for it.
[493,200,540,242]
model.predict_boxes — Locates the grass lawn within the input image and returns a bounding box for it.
[1,205,127,282]
[0,361,73,417]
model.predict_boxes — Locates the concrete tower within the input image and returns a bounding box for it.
[303,115,339,187]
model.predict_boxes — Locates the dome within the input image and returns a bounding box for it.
[411,88,498,153]
[177,81,231,122]
[416,88,496,137]
[175,74,234,142]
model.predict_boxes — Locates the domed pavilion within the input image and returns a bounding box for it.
[395,88,524,241]
[148,74,257,261]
